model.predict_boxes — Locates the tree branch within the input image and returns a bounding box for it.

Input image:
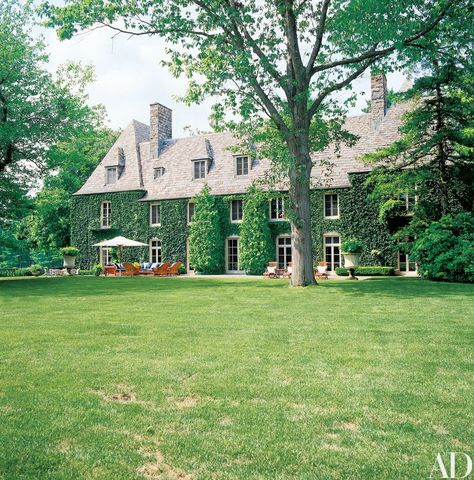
[306,0,331,75]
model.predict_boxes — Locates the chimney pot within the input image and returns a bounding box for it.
[371,73,387,128]
[150,103,172,158]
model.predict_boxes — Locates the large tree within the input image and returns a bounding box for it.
[43,0,468,285]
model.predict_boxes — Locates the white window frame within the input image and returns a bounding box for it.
[100,247,112,265]
[276,235,292,269]
[269,197,285,221]
[235,155,249,176]
[149,238,162,263]
[324,193,339,219]
[154,167,165,179]
[100,201,111,229]
[187,201,195,225]
[149,203,161,227]
[323,233,341,272]
[105,167,117,185]
[193,160,206,180]
[230,199,244,223]
[225,236,243,273]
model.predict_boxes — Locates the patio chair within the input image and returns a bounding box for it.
[104,265,117,276]
[263,261,278,279]
[283,262,292,279]
[152,262,170,276]
[315,261,328,280]
[167,261,182,276]
[123,262,140,276]
[139,262,157,275]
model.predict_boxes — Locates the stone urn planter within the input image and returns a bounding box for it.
[341,238,363,280]
[60,247,80,274]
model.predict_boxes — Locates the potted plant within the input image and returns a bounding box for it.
[29,264,44,277]
[60,247,80,268]
[93,264,104,276]
[341,238,363,280]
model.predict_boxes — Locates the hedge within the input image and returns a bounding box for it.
[335,266,395,276]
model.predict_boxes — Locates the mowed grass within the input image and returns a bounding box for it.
[0,276,473,480]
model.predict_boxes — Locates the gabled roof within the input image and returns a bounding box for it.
[74,120,149,195]
[75,101,410,198]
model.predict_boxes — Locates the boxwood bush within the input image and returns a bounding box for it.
[335,266,395,276]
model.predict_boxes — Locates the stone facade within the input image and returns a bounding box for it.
[149,102,173,159]
[371,73,387,128]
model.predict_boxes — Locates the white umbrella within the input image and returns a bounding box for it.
[93,236,148,263]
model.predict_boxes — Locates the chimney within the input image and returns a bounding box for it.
[149,103,172,158]
[371,73,387,128]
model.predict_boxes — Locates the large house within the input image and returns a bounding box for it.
[72,74,416,274]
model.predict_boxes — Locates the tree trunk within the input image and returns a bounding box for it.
[288,136,316,287]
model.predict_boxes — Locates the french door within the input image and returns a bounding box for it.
[277,236,292,269]
[226,237,241,273]
[397,251,417,274]
[324,235,341,271]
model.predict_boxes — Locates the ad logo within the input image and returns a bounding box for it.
[430,452,472,479]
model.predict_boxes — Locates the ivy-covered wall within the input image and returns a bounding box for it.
[71,172,395,270]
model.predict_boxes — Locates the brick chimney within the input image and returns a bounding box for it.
[149,103,172,158]
[371,73,387,128]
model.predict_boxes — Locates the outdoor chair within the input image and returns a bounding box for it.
[167,261,182,276]
[104,265,117,276]
[283,262,292,279]
[263,261,278,279]
[123,262,140,276]
[152,262,170,276]
[315,261,329,280]
[139,262,158,275]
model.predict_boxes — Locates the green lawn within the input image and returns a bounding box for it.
[0,276,473,479]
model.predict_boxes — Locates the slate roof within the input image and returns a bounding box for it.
[74,102,410,199]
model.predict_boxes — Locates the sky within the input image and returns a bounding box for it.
[42,25,407,137]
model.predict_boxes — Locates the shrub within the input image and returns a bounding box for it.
[178,264,186,275]
[341,238,363,253]
[335,266,395,276]
[78,269,93,275]
[29,264,44,276]
[93,264,104,276]
[60,247,80,256]
[239,186,274,275]
[189,185,224,274]
[412,212,474,282]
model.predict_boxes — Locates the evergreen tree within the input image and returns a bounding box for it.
[189,185,224,274]
[239,186,273,275]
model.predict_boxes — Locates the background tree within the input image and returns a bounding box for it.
[363,62,473,223]
[43,0,469,285]
[189,186,225,274]
[239,186,273,275]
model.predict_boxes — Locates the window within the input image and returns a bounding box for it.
[150,203,161,226]
[226,238,241,272]
[193,160,206,179]
[187,202,195,224]
[100,247,112,265]
[399,188,417,215]
[154,167,165,179]
[324,235,341,271]
[100,201,111,229]
[231,199,243,223]
[235,155,249,176]
[324,193,339,218]
[149,239,162,263]
[105,167,117,185]
[277,236,292,269]
[397,251,417,274]
[270,197,285,221]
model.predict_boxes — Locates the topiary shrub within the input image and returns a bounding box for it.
[412,212,474,282]
[78,269,93,275]
[239,186,274,275]
[189,185,225,274]
[335,266,395,276]
[93,264,104,276]
[60,247,80,256]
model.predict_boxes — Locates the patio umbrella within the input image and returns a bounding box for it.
[93,236,148,263]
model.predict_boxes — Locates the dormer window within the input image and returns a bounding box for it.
[193,160,206,180]
[235,155,249,176]
[105,167,117,185]
[154,167,165,179]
